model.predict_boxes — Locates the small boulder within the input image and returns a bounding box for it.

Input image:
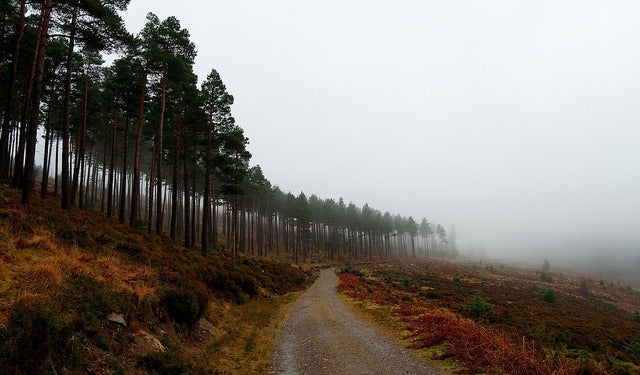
[133,330,165,355]
[194,317,215,341]
[106,313,127,327]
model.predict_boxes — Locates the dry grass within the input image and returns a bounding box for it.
[197,291,304,374]
[338,261,640,374]
[337,281,469,374]
[0,185,312,374]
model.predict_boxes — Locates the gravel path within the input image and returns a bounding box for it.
[270,268,442,375]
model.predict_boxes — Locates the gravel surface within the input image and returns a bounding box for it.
[270,268,442,375]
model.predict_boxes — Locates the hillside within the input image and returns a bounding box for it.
[338,261,640,374]
[0,185,312,374]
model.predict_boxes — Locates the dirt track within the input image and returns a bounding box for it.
[270,268,442,375]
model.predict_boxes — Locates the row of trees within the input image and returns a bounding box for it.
[229,165,458,261]
[0,0,456,261]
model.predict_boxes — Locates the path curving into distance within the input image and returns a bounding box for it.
[270,268,442,375]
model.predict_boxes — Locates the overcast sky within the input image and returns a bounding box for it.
[119,1,640,266]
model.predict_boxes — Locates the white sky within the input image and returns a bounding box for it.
[119,1,640,265]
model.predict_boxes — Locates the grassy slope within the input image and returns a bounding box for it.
[0,186,311,374]
[338,260,640,375]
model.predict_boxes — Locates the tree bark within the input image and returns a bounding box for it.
[0,0,26,180]
[13,26,41,189]
[170,111,181,239]
[21,0,53,205]
[100,139,107,211]
[54,132,59,195]
[156,62,167,235]
[40,88,55,197]
[76,74,89,207]
[61,0,79,209]
[119,118,129,223]
[130,74,146,227]
[147,139,156,232]
[202,112,213,254]
[183,146,191,248]
[107,108,118,216]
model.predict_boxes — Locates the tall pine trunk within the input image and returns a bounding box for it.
[107,108,118,216]
[13,23,41,189]
[119,118,129,223]
[76,74,89,208]
[61,0,79,209]
[156,62,167,235]
[147,139,156,233]
[183,149,190,248]
[40,88,54,197]
[21,0,53,205]
[202,113,212,254]
[170,112,181,239]
[130,74,146,227]
[0,0,26,179]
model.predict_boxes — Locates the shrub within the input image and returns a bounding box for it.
[467,294,494,319]
[385,273,394,283]
[452,275,461,283]
[161,288,207,325]
[625,341,640,358]
[634,311,640,323]
[341,264,364,277]
[2,298,70,373]
[107,358,125,375]
[134,218,149,230]
[540,272,553,283]
[140,352,187,375]
[541,288,556,303]
[64,275,121,332]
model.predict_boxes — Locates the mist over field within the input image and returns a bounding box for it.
[114,0,640,277]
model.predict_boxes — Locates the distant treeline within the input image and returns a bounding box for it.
[0,0,455,260]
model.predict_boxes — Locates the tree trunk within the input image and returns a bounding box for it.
[54,132,59,195]
[0,0,26,180]
[13,27,41,190]
[61,0,79,209]
[21,0,53,205]
[130,74,146,227]
[119,118,129,223]
[156,62,167,236]
[183,148,191,248]
[40,90,54,197]
[147,139,156,232]
[100,139,107,211]
[107,108,118,216]
[170,111,181,239]
[76,74,89,208]
[191,176,196,247]
[201,111,213,253]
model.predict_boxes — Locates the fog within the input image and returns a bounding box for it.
[119,1,640,275]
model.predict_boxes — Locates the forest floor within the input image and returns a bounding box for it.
[0,185,314,374]
[336,260,640,374]
[270,268,441,375]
